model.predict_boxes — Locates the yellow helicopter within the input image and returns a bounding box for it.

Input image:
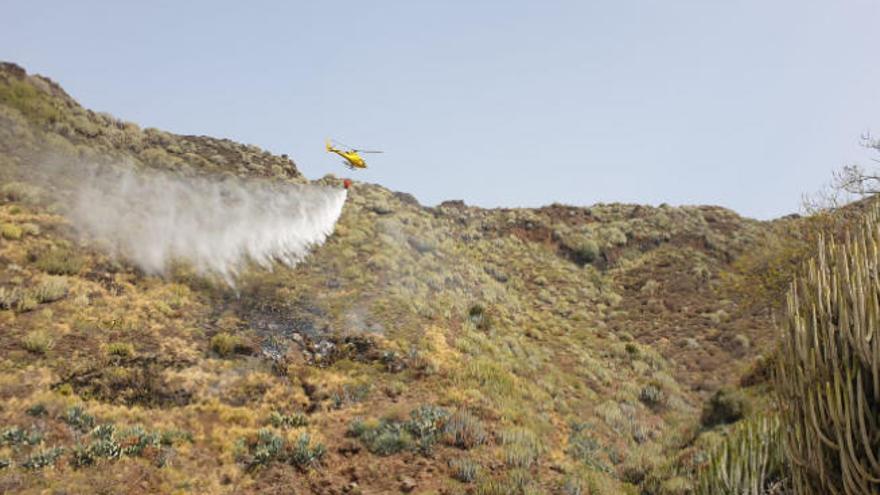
[326,139,382,170]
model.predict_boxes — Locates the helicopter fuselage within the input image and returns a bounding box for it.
[327,145,367,169]
[338,150,366,169]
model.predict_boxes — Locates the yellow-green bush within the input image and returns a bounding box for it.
[15,291,38,312]
[442,410,488,449]
[22,330,54,354]
[33,247,84,275]
[104,342,135,359]
[20,223,40,236]
[499,427,543,468]
[32,276,68,303]
[700,387,751,428]
[210,332,241,357]
[0,286,19,310]
[0,78,61,124]
[0,182,41,205]
[1,223,22,239]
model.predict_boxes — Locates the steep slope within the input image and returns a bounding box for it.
[0,62,778,494]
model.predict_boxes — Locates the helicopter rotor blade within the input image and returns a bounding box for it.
[331,139,383,154]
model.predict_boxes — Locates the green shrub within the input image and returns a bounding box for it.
[288,433,326,470]
[567,423,611,473]
[64,405,96,433]
[210,332,241,357]
[22,330,53,354]
[639,384,666,410]
[468,304,492,331]
[449,457,480,483]
[245,429,284,470]
[463,359,517,398]
[116,425,160,457]
[700,387,750,428]
[499,428,543,469]
[1,426,43,446]
[661,477,694,495]
[561,476,586,495]
[504,443,538,469]
[72,422,181,468]
[473,470,537,495]
[20,223,40,236]
[406,404,449,454]
[26,403,47,417]
[71,444,97,467]
[330,383,371,409]
[2,283,68,312]
[572,239,601,264]
[159,429,193,446]
[33,248,84,275]
[605,227,628,246]
[443,410,487,449]
[32,276,68,303]
[105,342,135,359]
[0,78,61,124]
[21,447,64,470]
[721,214,841,312]
[269,411,308,429]
[1,182,42,203]
[73,424,122,467]
[348,419,413,456]
[239,428,324,471]
[1,223,22,239]
[348,405,452,456]
[91,424,117,443]
[0,287,19,310]
[0,284,56,312]
[15,291,38,313]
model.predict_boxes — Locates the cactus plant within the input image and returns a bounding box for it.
[695,415,784,495]
[776,203,880,494]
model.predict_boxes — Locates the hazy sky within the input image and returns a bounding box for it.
[3,1,880,219]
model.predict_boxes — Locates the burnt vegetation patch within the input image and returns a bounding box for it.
[53,355,193,408]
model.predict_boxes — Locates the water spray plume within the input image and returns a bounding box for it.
[67,164,346,283]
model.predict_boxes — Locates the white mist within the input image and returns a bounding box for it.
[70,165,346,282]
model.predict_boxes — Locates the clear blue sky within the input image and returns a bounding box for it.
[3,1,879,219]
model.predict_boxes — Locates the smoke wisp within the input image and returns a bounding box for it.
[69,165,346,282]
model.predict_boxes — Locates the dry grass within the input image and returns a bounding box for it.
[0,63,787,494]
[21,329,53,354]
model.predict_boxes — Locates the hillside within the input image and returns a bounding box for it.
[0,62,782,494]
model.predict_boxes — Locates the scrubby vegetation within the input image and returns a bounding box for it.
[236,428,325,471]
[0,61,852,493]
[347,404,457,455]
[685,201,880,494]
[0,404,189,473]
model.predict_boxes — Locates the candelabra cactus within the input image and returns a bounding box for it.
[776,203,880,494]
[695,415,784,495]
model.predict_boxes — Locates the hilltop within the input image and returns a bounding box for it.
[0,62,786,494]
